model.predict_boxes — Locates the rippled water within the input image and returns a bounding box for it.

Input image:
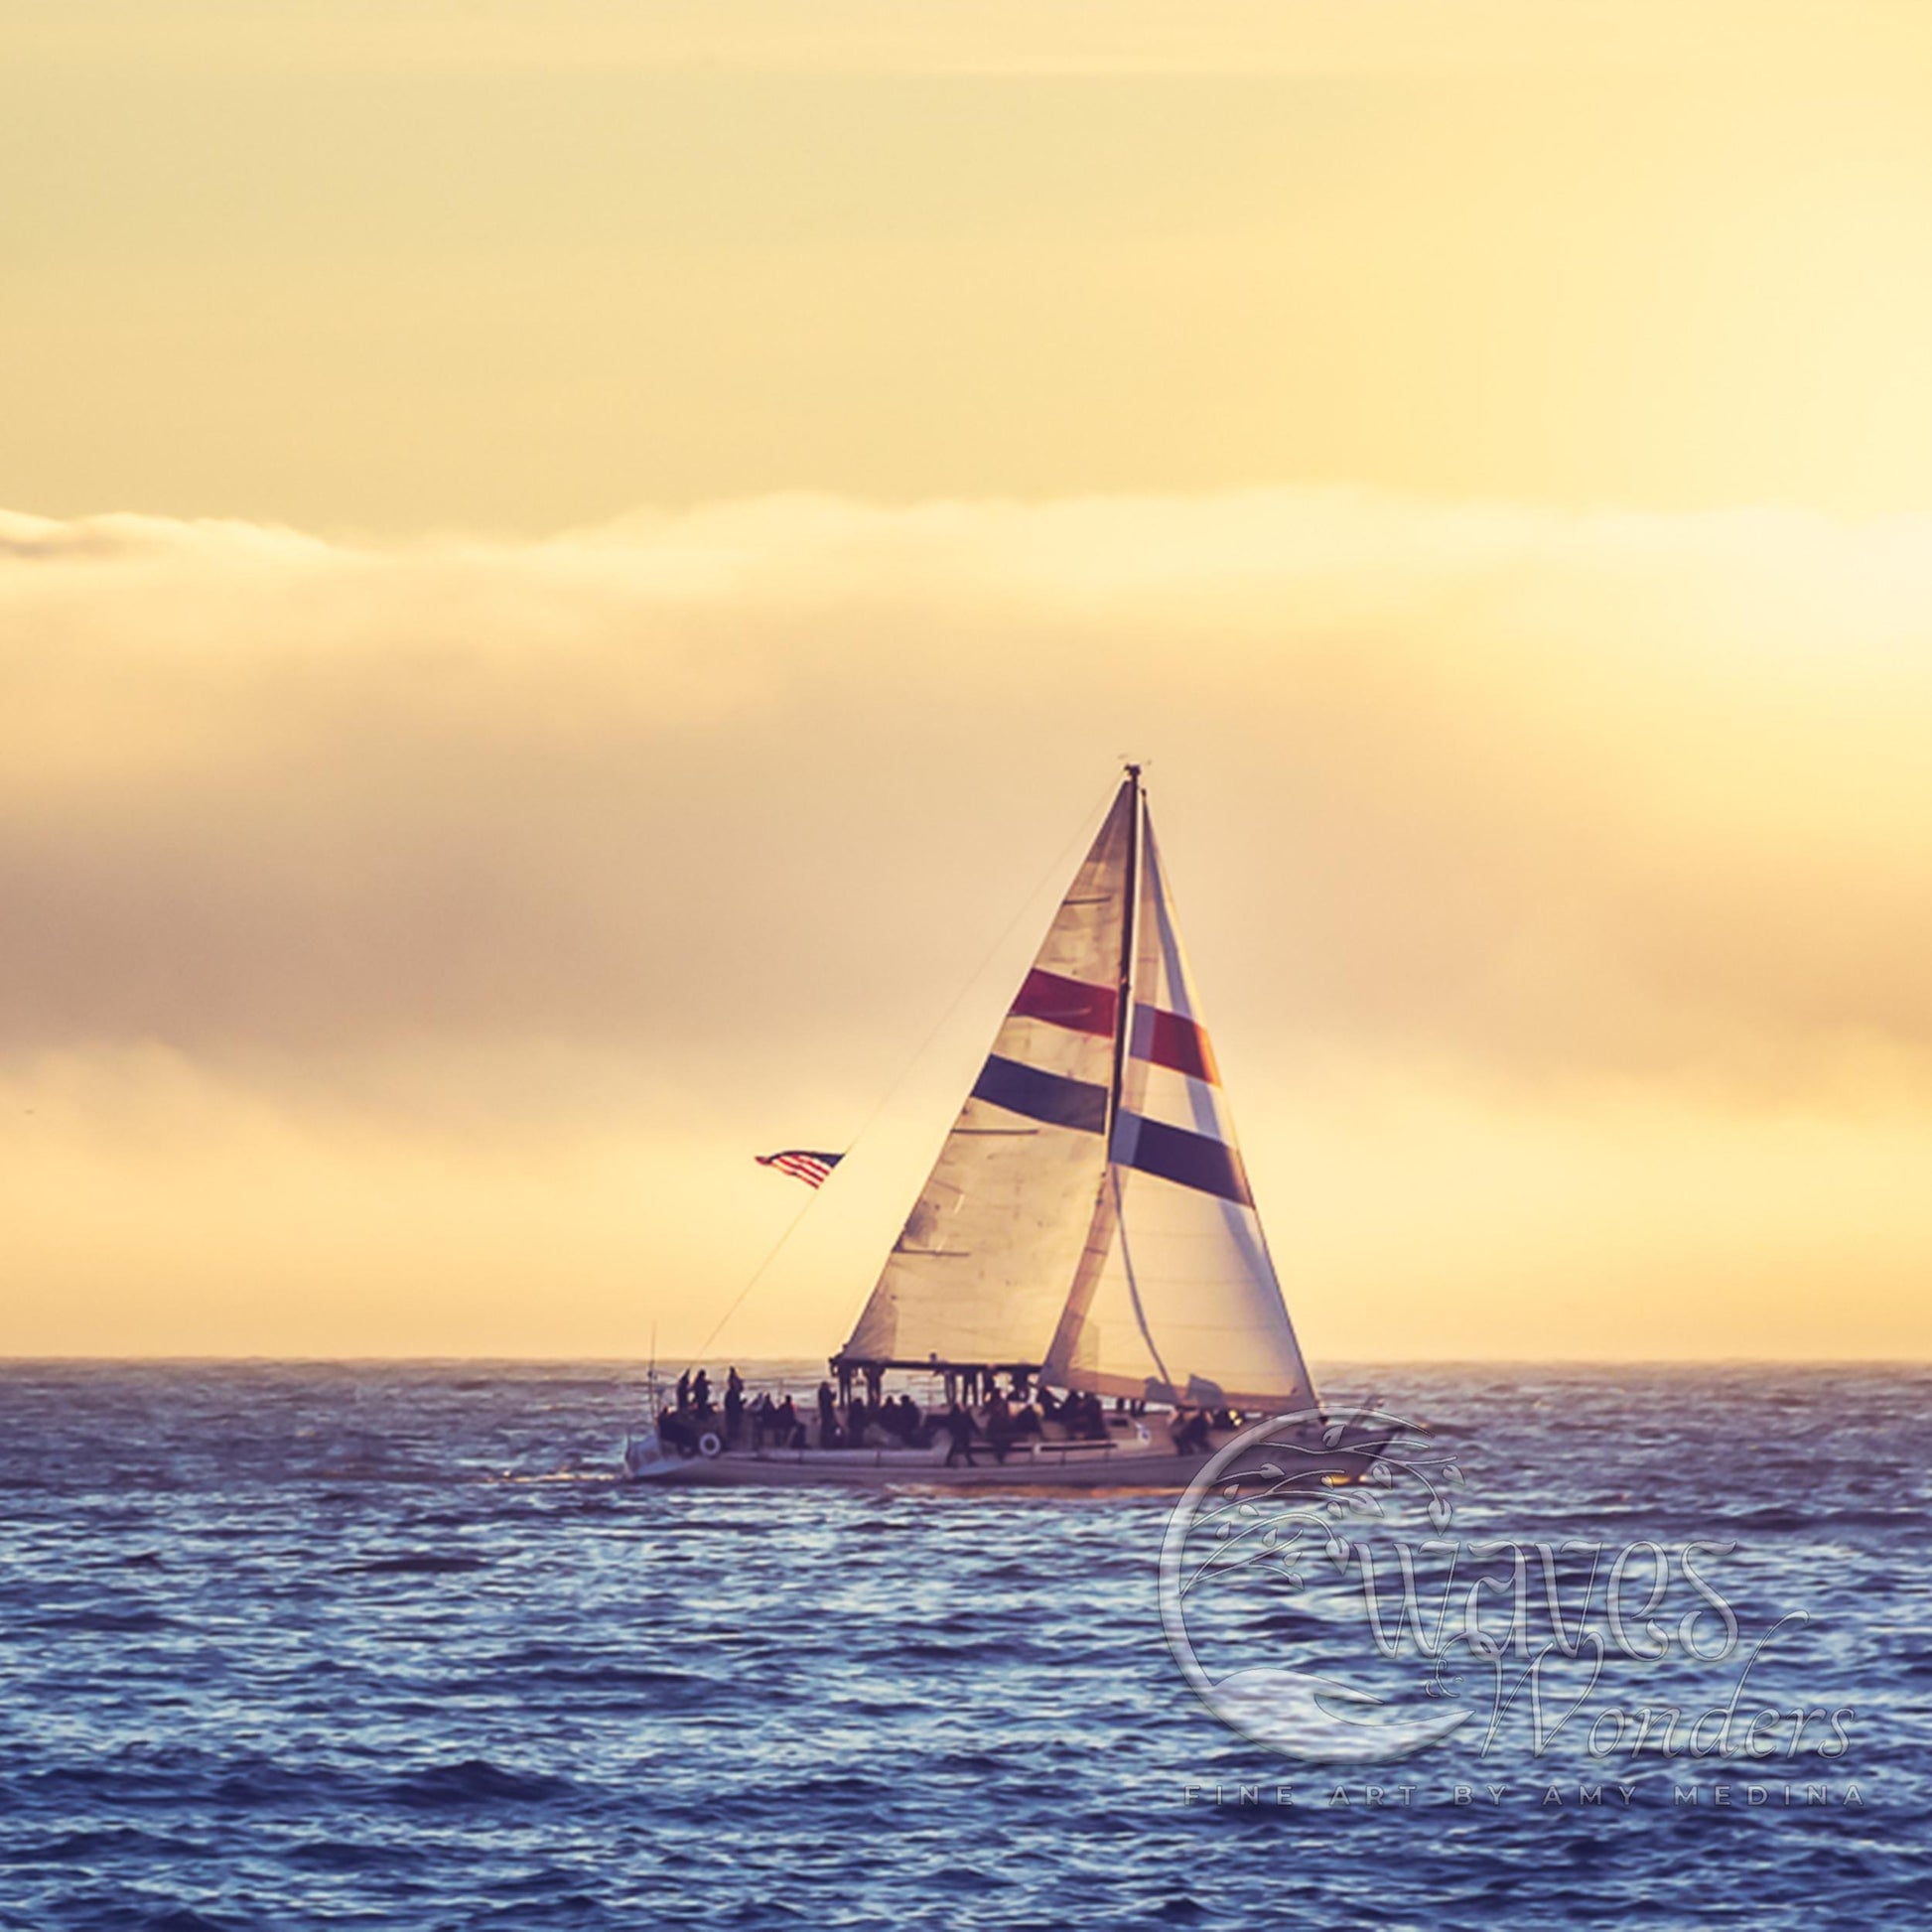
[1,1362,1927,1928]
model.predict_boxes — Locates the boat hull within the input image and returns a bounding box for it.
[638,1448,1204,1490]
[624,1427,1383,1492]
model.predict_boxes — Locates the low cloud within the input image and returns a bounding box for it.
[9,488,1932,1355]
[4,490,1929,1111]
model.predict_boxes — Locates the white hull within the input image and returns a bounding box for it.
[624,1425,1381,1492]
[635,1445,1205,1490]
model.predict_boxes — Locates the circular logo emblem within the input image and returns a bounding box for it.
[1159,1408,1473,1761]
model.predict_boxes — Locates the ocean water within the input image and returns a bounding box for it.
[0,1361,1927,1929]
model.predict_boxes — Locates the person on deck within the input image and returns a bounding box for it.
[1173,1407,1212,1455]
[776,1394,803,1449]
[984,1387,1013,1465]
[675,1371,691,1414]
[943,1399,978,1467]
[816,1381,838,1449]
[724,1370,746,1447]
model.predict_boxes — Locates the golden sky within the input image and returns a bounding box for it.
[5,3,1932,1358]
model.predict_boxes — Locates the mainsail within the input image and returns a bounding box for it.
[838,784,1132,1368]
[838,768,1315,1414]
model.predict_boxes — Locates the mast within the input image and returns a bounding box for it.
[1106,763,1143,1144]
[1103,764,1178,1401]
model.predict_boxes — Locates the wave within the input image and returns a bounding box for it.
[387,1758,573,1806]
[346,1553,490,1575]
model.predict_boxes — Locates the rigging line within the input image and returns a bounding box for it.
[833,772,1123,1167]
[687,770,1122,1366]
[689,1187,822,1367]
[1110,1162,1178,1405]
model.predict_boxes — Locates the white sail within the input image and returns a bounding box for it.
[1044,816,1315,1412]
[838,786,1133,1367]
[843,768,1316,1416]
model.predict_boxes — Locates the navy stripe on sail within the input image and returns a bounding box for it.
[1114,1112,1253,1205]
[971,1055,1109,1134]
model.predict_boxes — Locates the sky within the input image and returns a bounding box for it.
[5,2,1932,1359]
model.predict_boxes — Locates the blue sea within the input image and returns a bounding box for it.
[0,1362,1927,1929]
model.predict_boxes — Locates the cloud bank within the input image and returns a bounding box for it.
[4,489,1930,1355]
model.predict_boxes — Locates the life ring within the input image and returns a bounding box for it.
[698,1431,724,1458]
[1135,1423,1152,1446]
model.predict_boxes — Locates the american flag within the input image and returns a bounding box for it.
[755,1149,844,1189]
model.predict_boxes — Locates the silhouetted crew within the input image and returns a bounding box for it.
[1173,1408,1211,1455]
[817,1381,838,1449]
[944,1400,978,1467]
[984,1389,1013,1464]
[776,1395,802,1448]
[723,1372,746,1447]
[675,1370,692,1413]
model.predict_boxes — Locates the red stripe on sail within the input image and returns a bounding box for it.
[1009,968,1118,1037]
[1131,1005,1220,1084]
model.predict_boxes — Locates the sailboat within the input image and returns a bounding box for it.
[630,765,1376,1489]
